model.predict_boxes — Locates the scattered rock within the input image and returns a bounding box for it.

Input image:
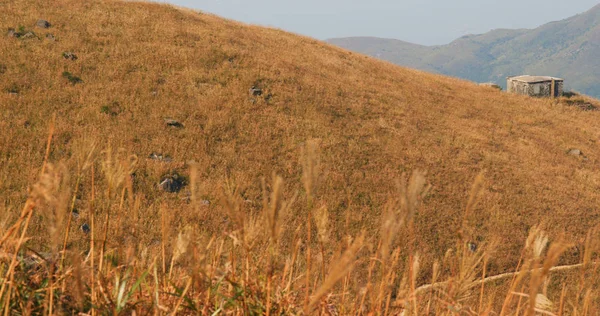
[36,19,51,28]
[567,148,583,156]
[80,223,90,234]
[62,71,83,84]
[467,242,477,252]
[21,31,37,39]
[62,52,78,61]
[45,33,56,41]
[200,199,210,206]
[6,28,19,38]
[165,119,183,128]
[264,93,273,103]
[148,152,172,163]
[5,83,19,95]
[249,86,262,96]
[71,210,80,220]
[159,174,185,193]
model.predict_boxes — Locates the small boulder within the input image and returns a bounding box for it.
[36,19,51,28]
[159,174,184,193]
[165,119,183,128]
[21,31,37,39]
[45,33,56,41]
[264,93,273,103]
[567,148,582,156]
[467,242,477,252]
[6,28,19,38]
[80,223,90,234]
[249,86,262,96]
[62,52,78,61]
[62,71,83,84]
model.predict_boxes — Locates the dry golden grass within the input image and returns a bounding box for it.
[2,0,600,314]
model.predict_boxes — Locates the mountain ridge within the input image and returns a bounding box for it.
[328,4,600,97]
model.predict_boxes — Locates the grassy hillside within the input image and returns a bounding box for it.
[2,0,600,314]
[329,4,600,98]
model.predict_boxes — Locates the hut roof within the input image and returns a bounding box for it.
[508,75,564,84]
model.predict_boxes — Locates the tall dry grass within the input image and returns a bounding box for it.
[2,0,600,314]
[1,128,600,314]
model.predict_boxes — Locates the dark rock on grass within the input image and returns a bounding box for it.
[7,28,36,39]
[467,242,477,252]
[62,52,78,61]
[36,19,51,28]
[5,83,20,95]
[159,174,185,193]
[264,93,273,103]
[62,71,83,84]
[249,86,262,96]
[6,28,19,38]
[165,119,183,128]
[80,223,90,234]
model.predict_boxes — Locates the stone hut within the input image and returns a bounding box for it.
[507,75,563,98]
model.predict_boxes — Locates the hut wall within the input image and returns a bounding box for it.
[507,79,563,97]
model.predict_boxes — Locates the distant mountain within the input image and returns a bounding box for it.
[328,4,600,98]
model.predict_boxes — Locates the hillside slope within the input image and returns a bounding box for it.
[2,0,600,312]
[328,4,600,97]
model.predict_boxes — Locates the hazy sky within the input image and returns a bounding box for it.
[166,1,599,45]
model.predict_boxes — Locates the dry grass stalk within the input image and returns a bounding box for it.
[306,232,365,313]
[300,139,321,205]
[90,165,96,316]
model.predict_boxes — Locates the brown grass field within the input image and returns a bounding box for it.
[2,0,600,314]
